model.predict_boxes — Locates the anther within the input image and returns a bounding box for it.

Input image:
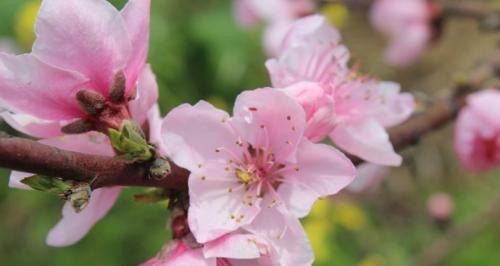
[61,119,93,134]
[109,70,127,104]
[76,89,106,116]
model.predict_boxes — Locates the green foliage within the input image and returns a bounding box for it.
[21,175,71,196]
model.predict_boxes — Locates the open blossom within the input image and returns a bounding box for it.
[267,15,415,166]
[162,88,355,265]
[370,0,432,66]
[0,0,151,136]
[454,89,500,173]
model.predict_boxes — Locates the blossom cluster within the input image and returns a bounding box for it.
[0,0,419,265]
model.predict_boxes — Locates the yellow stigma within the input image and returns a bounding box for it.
[236,169,254,184]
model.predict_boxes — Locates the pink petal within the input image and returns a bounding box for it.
[330,119,402,166]
[1,112,65,138]
[385,23,430,66]
[467,89,500,128]
[279,139,355,217]
[46,187,121,247]
[371,82,415,127]
[33,0,131,93]
[129,64,159,125]
[161,101,239,171]
[263,20,294,57]
[281,14,341,50]
[121,0,150,93]
[147,104,164,155]
[281,82,336,142]
[203,233,269,259]
[188,160,262,243]
[9,171,32,190]
[0,54,85,120]
[244,202,314,266]
[233,89,306,162]
[348,163,390,193]
[233,0,260,27]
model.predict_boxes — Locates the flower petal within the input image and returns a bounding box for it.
[46,187,121,246]
[1,112,65,138]
[244,202,314,266]
[330,119,402,166]
[203,233,270,260]
[129,64,158,125]
[9,171,32,190]
[233,89,306,162]
[161,101,238,171]
[188,160,262,243]
[121,0,150,92]
[279,139,355,217]
[33,0,131,93]
[0,54,85,120]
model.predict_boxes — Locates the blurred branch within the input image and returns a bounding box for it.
[411,196,500,266]
[318,0,500,30]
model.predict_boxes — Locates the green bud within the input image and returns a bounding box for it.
[149,157,172,180]
[109,120,155,162]
[21,175,72,195]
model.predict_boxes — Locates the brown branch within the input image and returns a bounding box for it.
[0,134,188,190]
[411,196,500,266]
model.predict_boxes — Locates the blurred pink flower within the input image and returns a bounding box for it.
[427,192,454,221]
[0,0,151,134]
[234,0,314,27]
[370,0,432,66]
[454,89,500,173]
[162,88,355,264]
[267,15,415,166]
[234,0,315,56]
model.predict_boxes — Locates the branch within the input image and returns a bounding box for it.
[0,133,188,190]
[411,196,500,266]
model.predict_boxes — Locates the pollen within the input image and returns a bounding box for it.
[286,115,291,120]
[236,169,254,184]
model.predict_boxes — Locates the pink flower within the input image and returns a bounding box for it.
[267,15,415,166]
[234,0,314,27]
[370,0,432,66]
[162,89,355,264]
[454,89,500,173]
[7,65,160,247]
[0,0,151,135]
[234,0,315,56]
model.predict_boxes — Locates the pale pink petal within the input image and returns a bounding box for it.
[281,14,341,50]
[467,89,500,128]
[263,20,293,57]
[330,119,402,166]
[147,104,164,154]
[9,171,32,190]
[33,0,131,93]
[188,160,262,243]
[121,0,150,92]
[161,101,239,171]
[385,23,431,66]
[234,0,260,27]
[279,139,355,217]
[348,163,390,193]
[1,112,65,138]
[203,233,270,259]
[371,82,415,127]
[46,187,121,247]
[244,203,314,266]
[233,89,306,162]
[129,64,159,125]
[0,54,86,120]
[281,82,336,142]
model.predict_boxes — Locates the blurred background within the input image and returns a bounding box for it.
[0,0,499,265]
